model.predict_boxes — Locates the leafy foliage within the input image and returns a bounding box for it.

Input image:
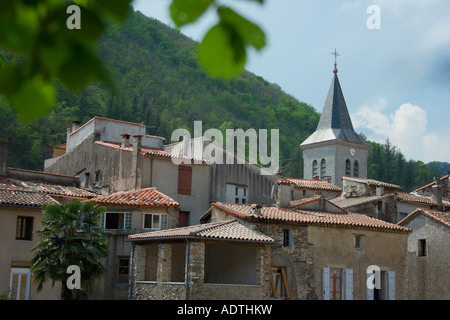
[30,200,108,300]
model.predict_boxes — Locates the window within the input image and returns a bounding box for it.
[143,213,168,230]
[355,235,363,249]
[354,161,359,177]
[102,212,131,230]
[16,216,33,240]
[118,257,130,283]
[271,267,289,299]
[345,159,351,176]
[320,159,326,178]
[283,229,292,247]
[322,268,353,300]
[177,165,192,195]
[226,184,247,204]
[418,239,426,257]
[84,172,90,188]
[9,268,31,300]
[312,160,318,177]
[367,269,395,300]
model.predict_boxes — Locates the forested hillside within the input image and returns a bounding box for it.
[0,9,447,192]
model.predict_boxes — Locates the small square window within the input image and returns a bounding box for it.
[16,216,33,240]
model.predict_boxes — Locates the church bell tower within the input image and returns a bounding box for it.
[300,52,370,188]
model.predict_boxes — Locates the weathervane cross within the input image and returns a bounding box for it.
[331,48,340,68]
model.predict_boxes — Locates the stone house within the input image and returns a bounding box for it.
[0,138,97,300]
[202,198,410,300]
[126,179,410,300]
[44,116,279,226]
[331,176,401,223]
[88,187,179,300]
[398,208,450,300]
[274,177,342,201]
[127,219,274,300]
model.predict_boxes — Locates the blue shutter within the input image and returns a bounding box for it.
[388,271,395,300]
[344,269,353,300]
[366,269,374,300]
[322,267,330,300]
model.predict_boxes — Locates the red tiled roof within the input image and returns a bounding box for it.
[211,202,410,233]
[91,187,179,207]
[95,141,211,164]
[398,208,450,229]
[0,178,97,198]
[342,176,401,189]
[397,192,450,208]
[277,178,342,192]
[0,188,59,207]
[412,174,449,193]
[127,219,274,243]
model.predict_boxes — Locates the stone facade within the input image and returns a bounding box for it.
[130,240,272,300]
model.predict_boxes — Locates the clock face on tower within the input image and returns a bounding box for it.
[350,148,355,157]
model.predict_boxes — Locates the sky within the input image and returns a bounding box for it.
[132,0,450,164]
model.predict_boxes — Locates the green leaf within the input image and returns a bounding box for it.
[170,0,214,27]
[7,75,56,123]
[198,22,246,79]
[218,6,266,51]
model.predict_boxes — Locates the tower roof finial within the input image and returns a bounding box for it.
[331,48,339,73]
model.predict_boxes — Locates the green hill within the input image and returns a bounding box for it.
[0,9,446,191]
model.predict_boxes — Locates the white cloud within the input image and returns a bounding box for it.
[352,101,450,163]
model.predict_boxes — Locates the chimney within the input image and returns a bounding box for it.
[131,135,143,190]
[121,134,131,148]
[0,138,7,177]
[250,204,263,215]
[71,121,81,133]
[132,135,142,154]
[276,180,293,208]
[432,181,443,211]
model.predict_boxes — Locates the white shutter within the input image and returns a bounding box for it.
[366,270,374,300]
[344,269,353,300]
[388,271,395,300]
[322,267,330,300]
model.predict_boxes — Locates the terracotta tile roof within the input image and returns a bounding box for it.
[211,202,410,233]
[277,178,342,192]
[0,178,97,199]
[127,219,274,243]
[0,188,59,207]
[397,192,450,208]
[95,141,211,164]
[342,176,401,189]
[398,208,450,229]
[91,187,179,207]
[330,194,394,209]
[412,174,449,193]
[290,196,323,208]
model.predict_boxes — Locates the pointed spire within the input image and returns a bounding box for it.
[301,67,369,147]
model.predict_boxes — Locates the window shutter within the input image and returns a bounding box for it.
[322,267,330,300]
[366,270,374,300]
[344,269,353,300]
[388,271,395,300]
[101,212,106,228]
[125,212,132,230]
[178,165,192,195]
